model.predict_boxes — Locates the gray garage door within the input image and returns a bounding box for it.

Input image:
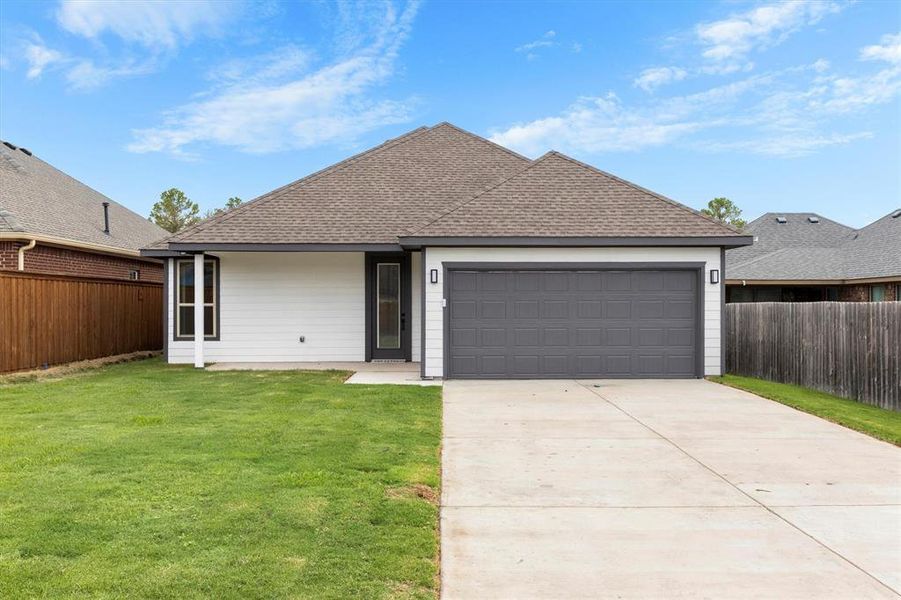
[447,268,700,379]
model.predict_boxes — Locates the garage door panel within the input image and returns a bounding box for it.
[667,328,694,346]
[636,271,665,291]
[480,301,505,318]
[543,272,569,291]
[543,355,568,374]
[481,355,506,374]
[604,272,632,291]
[480,272,507,291]
[666,300,694,319]
[447,269,698,378]
[638,328,665,346]
[577,300,602,318]
[512,355,539,374]
[665,270,695,290]
[575,328,602,346]
[452,300,477,318]
[638,355,665,374]
[606,328,632,346]
[514,328,539,346]
[667,355,695,374]
[515,300,539,318]
[451,328,477,347]
[606,300,631,319]
[637,300,665,318]
[543,328,569,346]
[481,328,506,347]
[541,300,569,318]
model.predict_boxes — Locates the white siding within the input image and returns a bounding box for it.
[168,252,366,364]
[422,247,724,378]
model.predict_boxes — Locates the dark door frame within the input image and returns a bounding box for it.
[365,252,412,361]
[442,261,706,379]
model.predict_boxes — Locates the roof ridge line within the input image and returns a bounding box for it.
[402,151,557,236]
[547,151,745,236]
[166,126,432,244]
[431,121,532,163]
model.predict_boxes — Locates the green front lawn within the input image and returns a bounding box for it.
[710,375,901,446]
[0,359,442,599]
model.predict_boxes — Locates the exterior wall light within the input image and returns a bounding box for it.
[430,269,439,284]
[710,269,720,284]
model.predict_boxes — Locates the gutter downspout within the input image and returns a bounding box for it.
[18,239,36,270]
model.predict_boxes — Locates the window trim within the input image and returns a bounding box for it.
[173,255,220,341]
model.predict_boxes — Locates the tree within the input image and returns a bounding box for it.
[150,188,200,233]
[701,197,746,229]
[203,196,243,219]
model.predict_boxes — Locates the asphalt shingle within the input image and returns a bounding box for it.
[727,211,901,281]
[152,123,744,249]
[1,142,167,251]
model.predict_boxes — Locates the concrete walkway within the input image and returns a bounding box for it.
[441,379,901,599]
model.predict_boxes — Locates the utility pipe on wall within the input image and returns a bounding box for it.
[17,239,36,270]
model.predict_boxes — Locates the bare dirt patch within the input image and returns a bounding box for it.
[0,351,160,384]
[386,483,439,505]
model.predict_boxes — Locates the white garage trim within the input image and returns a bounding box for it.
[423,247,724,378]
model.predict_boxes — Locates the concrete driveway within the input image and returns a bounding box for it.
[441,379,901,599]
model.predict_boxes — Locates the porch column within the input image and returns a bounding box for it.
[194,252,205,368]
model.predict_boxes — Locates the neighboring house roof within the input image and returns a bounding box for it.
[727,211,901,282]
[0,141,167,253]
[148,122,745,251]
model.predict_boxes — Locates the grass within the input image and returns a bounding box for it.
[0,359,442,599]
[710,375,901,446]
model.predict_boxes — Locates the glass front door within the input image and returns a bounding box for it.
[369,255,408,360]
[377,263,401,350]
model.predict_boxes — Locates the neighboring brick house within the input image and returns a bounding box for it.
[0,141,166,281]
[726,211,901,303]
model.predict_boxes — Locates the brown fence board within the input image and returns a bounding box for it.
[0,271,162,373]
[725,302,901,411]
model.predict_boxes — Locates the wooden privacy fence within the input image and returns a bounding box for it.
[725,302,901,411]
[0,271,162,373]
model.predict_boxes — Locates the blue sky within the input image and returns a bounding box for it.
[1,0,898,227]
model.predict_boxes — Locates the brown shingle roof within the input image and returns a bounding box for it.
[1,142,167,251]
[407,151,741,238]
[149,123,744,249]
[159,123,529,247]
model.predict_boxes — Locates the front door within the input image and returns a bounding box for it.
[367,254,410,360]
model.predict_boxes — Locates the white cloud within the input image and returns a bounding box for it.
[24,42,64,79]
[696,1,844,65]
[515,30,556,54]
[66,58,157,90]
[706,132,872,157]
[128,1,420,157]
[634,66,687,92]
[490,49,900,159]
[860,32,901,65]
[56,0,236,48]
[490,93,705,156]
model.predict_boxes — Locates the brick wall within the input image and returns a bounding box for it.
[838,283,900,302]
[838,284,869,302]
[0,241,162,283]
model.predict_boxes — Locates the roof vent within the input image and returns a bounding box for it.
[19,147,32,156]
[2,141,17,151]
[807,216,819,223]
[776,216,787,224]
[892,209,901,218]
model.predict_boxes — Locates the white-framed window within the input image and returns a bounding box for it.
[175,258,218,339]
